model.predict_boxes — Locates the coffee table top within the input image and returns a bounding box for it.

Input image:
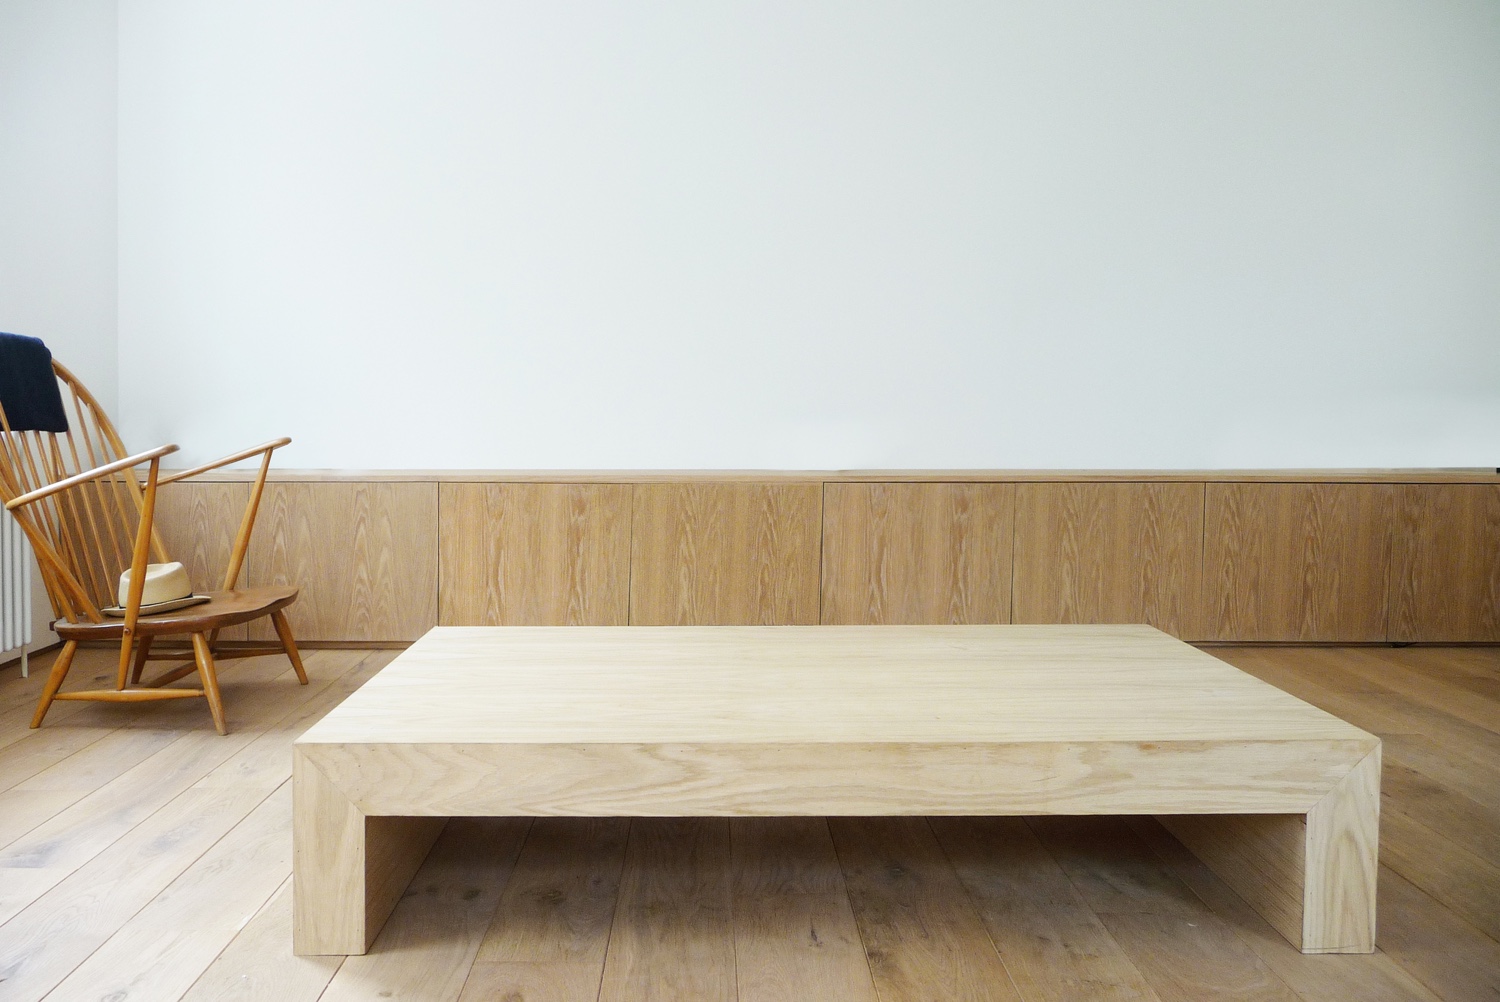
[298,625,1370,747]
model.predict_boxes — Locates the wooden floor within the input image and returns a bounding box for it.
[0,644,1495,1001]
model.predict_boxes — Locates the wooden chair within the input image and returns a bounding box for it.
[0,360,306,734]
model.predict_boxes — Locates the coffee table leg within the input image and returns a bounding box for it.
[1301,745,1380,952]
[1158,747,1379,954]
[293,749,446,955]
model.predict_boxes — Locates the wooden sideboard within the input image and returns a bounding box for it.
[151,470,1500,643]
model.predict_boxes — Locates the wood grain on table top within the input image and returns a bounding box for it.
[297,625,1373,747]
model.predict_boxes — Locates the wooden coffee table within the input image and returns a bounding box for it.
[292,625,1379,956]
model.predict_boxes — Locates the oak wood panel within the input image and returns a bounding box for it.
[628,483,821,625]
[1012,483,1205,638]
[154,481,252,641]
[247,482,439,642]
[145,472,1500,645]
[1388,484,1500,641]
[1159,751,1381,954]
[304,738,1370,820]
[1203,484,1395,642]
[301,626,1371,749]
[291,749,445,955]
[820,482,1014,624]
[439,483,631,627]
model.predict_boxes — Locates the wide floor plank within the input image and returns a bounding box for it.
[321,817,532,1002]
[831,816,1022,1002]
[42,782,296,1000]
[476,816,629,966]
[459,961,604,1002]
[0,651,383,1001]
[0,652,351,927]
[1373,866,1500,1001]
[1125,817,1441,1002]
[178,879,345,1002]
[1029,816,1300,1002]
[732,818,878,1002]
[930,816,1160,1002]
[1379,809,1500,943]
[598,818,736,1002]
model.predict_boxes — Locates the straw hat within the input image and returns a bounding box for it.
[105,561,210,617]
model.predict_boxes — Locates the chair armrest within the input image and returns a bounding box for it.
[4,444,180,511]
[158,437,291,485]
[162,437,293,591]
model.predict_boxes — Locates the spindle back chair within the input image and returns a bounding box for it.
[0,360,306,734]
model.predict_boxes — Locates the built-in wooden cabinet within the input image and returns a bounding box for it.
[821,483,1014,625]
[629,483,822,626]
[1388,484,1500,642]
[247,482,438,642]
[438,483,631,626]
[151,473,1500,642]
[1011,483,1203,638]
[1202,484,1395,642]
[154,481,253,641]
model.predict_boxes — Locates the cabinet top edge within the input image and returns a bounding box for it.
[158,468,1500,485]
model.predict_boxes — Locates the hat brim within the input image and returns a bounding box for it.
[102,594,212,618]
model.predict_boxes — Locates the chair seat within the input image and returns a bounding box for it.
[54,586,300,640]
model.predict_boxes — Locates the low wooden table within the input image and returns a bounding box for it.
[293,625,1379,956]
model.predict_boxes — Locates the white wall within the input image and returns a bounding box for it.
[1,0,118,656]
[116,2,1500,470]
[1,0,118,412]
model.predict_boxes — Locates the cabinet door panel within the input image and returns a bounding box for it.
[1013,483,1203,638]
[630,483,821,625]
[439,483,631,626]
[821,483,1014,625]
[155,482,252,641]
[1389,484,1500,642]
[248,482,438,642]
[1203,484,1393,642]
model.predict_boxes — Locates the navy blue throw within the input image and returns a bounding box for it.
[0,332,69,432]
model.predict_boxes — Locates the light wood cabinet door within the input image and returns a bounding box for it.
[629,483,821,625]
[439,483,631,626]
[1202,484,1394,642]
[1012,483,1203,638]
[1389,484,1500,641]
[821,483,1014,624]
[154,481,252,640]
[248,482,438,642]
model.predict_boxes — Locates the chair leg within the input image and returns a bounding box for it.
[129,635,154,685]
[191,632,228,735]
[271,609,309,685]
[31,640,79,729]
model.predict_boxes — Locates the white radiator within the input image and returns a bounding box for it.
[2,512,32,677]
